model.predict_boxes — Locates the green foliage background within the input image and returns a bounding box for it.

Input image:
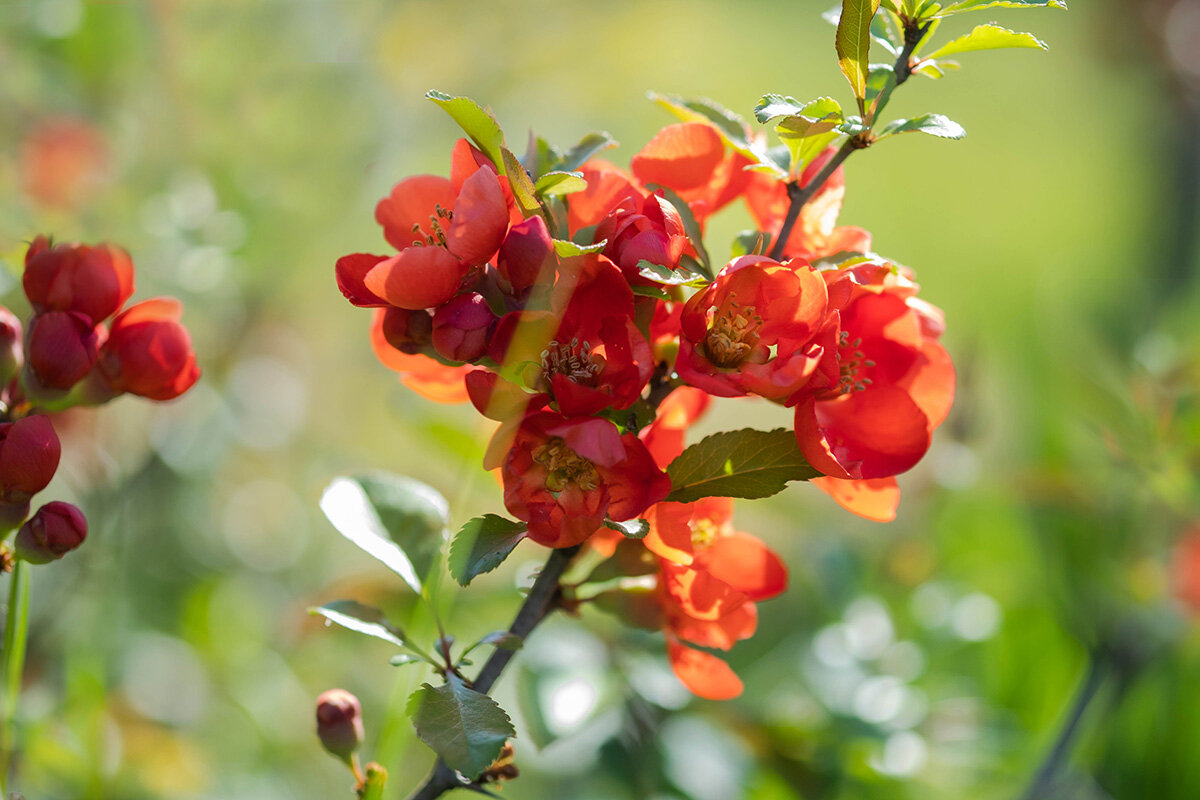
[1,1,1198,798]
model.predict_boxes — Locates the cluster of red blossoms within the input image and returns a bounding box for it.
[336,118,954,697]
[0,237,200,565]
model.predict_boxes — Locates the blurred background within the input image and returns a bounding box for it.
[1,0,1199,798]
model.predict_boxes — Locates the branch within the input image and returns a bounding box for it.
[767,19,931,262]
[406,545,581,800]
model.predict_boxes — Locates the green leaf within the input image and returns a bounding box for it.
[631,284,671,301]
[603,518,650,539]
[835,0,883,115]
[478,631,524,650]
[731,230,771,258]
[407,675,515,777]
[644,185,712,277]
[502,147,542,219]
[557,131,618,172]
[764,96,844,174]
[665,428,821,504]
[912,58,962,79]
[937,0,1065,14]
[754,94,809,123]
[864,64,898,122]
[426,90,506,173]
[321,477,428,594]
[636,259,708,287]
[448,515,528,586]
[352,472,449,583]
[534,170,587,198]
[553,238,606,257]
[926,23,1048,59]
[822,5,901,56]
[877,113,966,139]
[390,654,422,666]
[311,600,406,647]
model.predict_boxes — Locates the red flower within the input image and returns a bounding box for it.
[811,476,901,523]
[595,193,691,278]
[630,122,753,225]
[0,415,61,504]
[566,160,641,236]
[677,255,829,401]
[493,412,670,548]
[792,264,955,480]
[26,310,100,390]
[431,292,496,363]
[24,236,134,326]
[99,298,200,401]
[496,215,557,298]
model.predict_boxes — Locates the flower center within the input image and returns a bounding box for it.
[832,330,875,395]
[533,437,600,493]
[410,204,454,248]
[539,338,605,389]
[705,298,762,369]
[690,518,720,549]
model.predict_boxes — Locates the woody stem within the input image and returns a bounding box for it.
[407,545,581,800]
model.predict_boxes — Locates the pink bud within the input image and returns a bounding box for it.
[497,216,556,296]
[431,293,495,363]
[14,501,86,564]
[316,688,363,762]
[380,307,434,355]
[0,415,61,504]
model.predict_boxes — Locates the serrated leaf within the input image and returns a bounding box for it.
[937,0,1065,14]
[352,472,449,583]
[878,113,966,139]
[766,97,844,174]
[836,0,883,114]
[754,94,808,123]
[636,259,708,287]
[311,600,406,647]
[926,24,1048,59]
[448,515,528,586]
[502,147,542,219]
[822,4,901,56]
[553,238,606,257]
[665,428,821,503]
[603,518,650,539]
[534,170,587,198]
[321,477,424,594]
[557,132,618,172]
[407,676,515,777]
[426,91,506,173]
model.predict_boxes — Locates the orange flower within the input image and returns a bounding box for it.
[630,122,753,225]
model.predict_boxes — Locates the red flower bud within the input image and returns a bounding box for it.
[431,292,495,363]
[99,298,200,401]
[316,688,363,762]
[0,306,23,386]
[497,216,556,296]
[0,501,30,532]
[380,307,434,355]
[27,310,100,390]
[0,415,61,504]
[23,236,135,326]
[14,501,86,564]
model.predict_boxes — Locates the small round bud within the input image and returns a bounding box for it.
[23,237,134,325]
[0,307,24,386]
[316,688,363,763]
[497,216,555,296]
[98,298,199,401]
[27,310,99,390]
[14,501,87,564]
[380,307,434,355]
[0,415,61,504]
[431,292,495,363]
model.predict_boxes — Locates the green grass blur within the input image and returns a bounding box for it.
[1,1,1198,798]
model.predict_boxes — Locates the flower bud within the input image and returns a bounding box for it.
[0,501,30,533]
[380,307,434,355]
[0,415,61,504]
[23,237,135,326]
[316,688,363,763]
[497,216,556,296]
[99,298,200,401]
[27,310,100,390]
[0,306,23,386]
[431,293,495,363]
[14,501,86,564]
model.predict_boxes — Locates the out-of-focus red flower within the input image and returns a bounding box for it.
[14,501,86,564]
[18,117,108,210]
[630,122,753,225]
[369,309,471,403]
[24,236,135,326]
[99,298,200,401]
[595,194,691,278]
[493,412,670,548]
[666,639,744,701]
[0,415,60,504]
[792,264,955,480]
[315,688,364,763]
[431,292,495,363]
[1172,524,1200,614]
[27,311,100,390]
[812,476,902,523]
[566,160,642,235]
[745,146,871,260]
[677,255,829,401]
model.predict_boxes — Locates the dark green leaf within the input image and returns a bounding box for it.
[926,23,1048,59]
[448,515,528,586]
[534,170,587,198]
[502,147,542,219]
[311,600,406,647]
[665,428,821,503]
[878,113,966,139]
[320,477,426,594]
[557,132,618,172]
[836,0,883,114]
[426,91,506,173]
[603,518,650,539]
[352,472,449,583]
[407,676,515,777]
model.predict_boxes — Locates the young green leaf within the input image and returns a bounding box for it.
[835,0,883,115]
[636,259,708,287]
[731,230,771,258]
[764,96,845,175]
[407,675,515,777]
[320,477,425,594]
[912,58,962,79]
[426,91,506,173]
[665,428,821,504]
[925,23,1048,59]
[553,238,607,257]
[533,170,587,198]
[353,472,449,583]
[477,631,524,651]
[448,515,528,586]
[877,113,967,139]
[557,131,618,172]
[311,600,406,647]
[501,147,542,219]
[603,518,650,539]
[937,0,1065,14]
[822,5,901,56]
[864,64,898,123]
